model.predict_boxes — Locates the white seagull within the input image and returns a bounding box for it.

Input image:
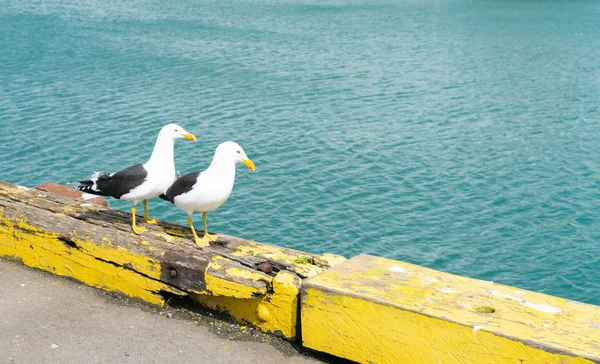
[76,123,196,234]
[161,141,255,248]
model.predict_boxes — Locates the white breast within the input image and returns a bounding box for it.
[174,167,236,214]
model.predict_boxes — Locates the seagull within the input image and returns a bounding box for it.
[161,141,255,248]
[76,123,196,234]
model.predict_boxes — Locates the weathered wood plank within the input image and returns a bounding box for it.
[205,256,272,298]
[301,254,600,364]
[195,270,302,340]
[0,181,346,339]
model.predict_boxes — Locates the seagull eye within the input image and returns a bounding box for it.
[175,129,179,132]
[236,150,241,154]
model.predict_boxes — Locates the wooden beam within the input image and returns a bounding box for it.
[301,254,600,364]
[0,181,345,339]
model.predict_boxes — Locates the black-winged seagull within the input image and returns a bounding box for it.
[161,141,255,248]
[77,123,196,234]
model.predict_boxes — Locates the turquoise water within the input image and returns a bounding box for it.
[1,0,600,305]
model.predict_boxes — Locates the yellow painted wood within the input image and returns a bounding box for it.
[194,271,301,339]
[0,182,344,342]
[0,215,177,306]
[230,242,326,278]
[204,256,272,299]
[302,254,600,364]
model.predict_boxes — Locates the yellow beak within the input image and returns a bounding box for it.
[242,158,256,171]
[182,133,196,142]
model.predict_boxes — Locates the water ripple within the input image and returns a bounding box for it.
[2,0,600,305]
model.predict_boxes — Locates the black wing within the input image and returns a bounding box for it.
[95,164,148,199]
[162,171,201,203]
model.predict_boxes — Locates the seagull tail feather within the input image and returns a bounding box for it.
[75,172,108,196]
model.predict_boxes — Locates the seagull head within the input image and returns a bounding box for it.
[161,123,196,142]
[215,141,256,171]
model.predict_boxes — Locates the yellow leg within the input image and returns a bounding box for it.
[202,212,218,242]
[131,205,145,234]
[188,215,210,248]
[143,199,157,224]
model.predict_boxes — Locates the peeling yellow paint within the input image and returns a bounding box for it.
[231,242,303,265]
[302,254,600,364]
[231,242,325,278]
[205,274,267,299]
[3,185,27,195]
[313,253,346,268]
[292,263,324,279]
[59,205,83,214]
[0,215,176,306]
[162,227,188,238]
[195,271,301,339]
[16,218,43,232]
[225,267,268,282]
[204,257,270,299]
[209,257,224,270]
[153,232,178,243]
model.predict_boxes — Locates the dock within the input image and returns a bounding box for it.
[1,180,598,363]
